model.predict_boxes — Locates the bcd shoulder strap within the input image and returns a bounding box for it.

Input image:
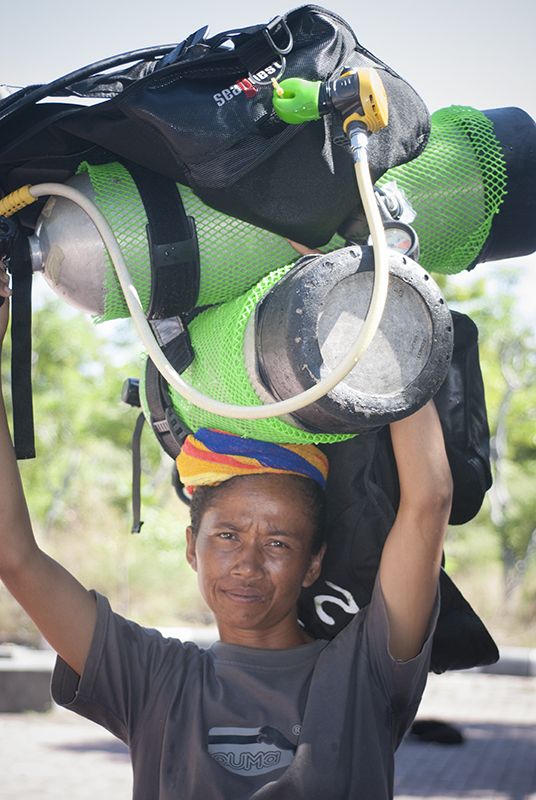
[10,225,35,459]
[125,160,200,374]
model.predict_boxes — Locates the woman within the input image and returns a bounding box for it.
[0,267,453,798]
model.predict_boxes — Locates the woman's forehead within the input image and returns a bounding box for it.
[201,475,313,527]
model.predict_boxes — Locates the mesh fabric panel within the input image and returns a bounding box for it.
[165,266,353,445]
[78,161,299,321]
[77,162,152,322]
[377,106,507,275]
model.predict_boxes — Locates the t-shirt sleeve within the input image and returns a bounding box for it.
[51,590,198,745]
[361,573,439,718]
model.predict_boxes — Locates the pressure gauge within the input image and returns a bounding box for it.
[369,221,420,262]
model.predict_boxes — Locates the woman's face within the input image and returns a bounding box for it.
[186,474,325,648]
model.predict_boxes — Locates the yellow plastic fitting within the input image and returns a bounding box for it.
[342,68,389,134]
[0,185,36,218]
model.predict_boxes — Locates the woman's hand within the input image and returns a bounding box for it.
[286,239,322,257]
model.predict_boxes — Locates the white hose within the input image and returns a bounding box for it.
[29,163,389,420]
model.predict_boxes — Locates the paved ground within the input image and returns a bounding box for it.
[395,670,536,799]
[0,670,535,799]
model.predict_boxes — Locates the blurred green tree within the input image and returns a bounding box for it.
[0,294,202,645]
[440,265,536,617]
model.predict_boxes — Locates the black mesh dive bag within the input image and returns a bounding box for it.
[0,5,430,246]
[298,311,497,673]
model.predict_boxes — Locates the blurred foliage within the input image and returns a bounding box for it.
[437,264,536,644]
[0,295,206,645]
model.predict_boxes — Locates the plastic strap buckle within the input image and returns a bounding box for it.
[149,316,195,374]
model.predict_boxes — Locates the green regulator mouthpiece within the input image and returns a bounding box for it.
[272,77,322,124]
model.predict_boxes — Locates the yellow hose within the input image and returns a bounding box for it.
[0,185,35,218]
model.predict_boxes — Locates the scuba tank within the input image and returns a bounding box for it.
[27,163,299,319]
[374,105,536,274]
[273,73,536,273]
[144,245,453,447]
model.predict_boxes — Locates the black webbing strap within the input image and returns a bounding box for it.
[124,161,200,318]
[10,230,35,459]
[144,356,191,460]
[128,363,192,532]
[210,16,292,75]
[131,412,146,533]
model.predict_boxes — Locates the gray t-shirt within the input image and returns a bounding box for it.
[52,576,438,799]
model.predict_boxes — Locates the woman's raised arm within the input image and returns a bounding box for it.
[0,268,96,676]
[379,400,453,661]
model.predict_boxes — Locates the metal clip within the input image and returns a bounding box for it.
[263,16,293,56]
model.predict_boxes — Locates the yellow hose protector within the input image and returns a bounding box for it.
[0,185,36,218]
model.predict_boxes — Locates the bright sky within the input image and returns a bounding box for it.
[2,0,535,327]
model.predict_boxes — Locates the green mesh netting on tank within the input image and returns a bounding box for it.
[377,106,508,275]
[76,161,300,322]
[144,265,353,445]
[77,161,151,322]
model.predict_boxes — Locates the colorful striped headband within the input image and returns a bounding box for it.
[176,429,328,494]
